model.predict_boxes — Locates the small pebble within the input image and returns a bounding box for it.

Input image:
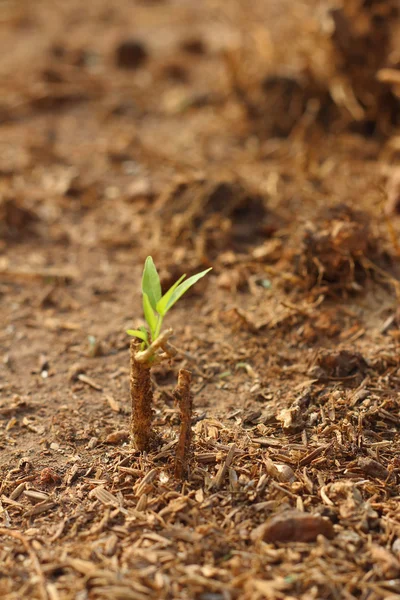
[87,436,99,450]
[105,430,130,445]
[252,510,334,543]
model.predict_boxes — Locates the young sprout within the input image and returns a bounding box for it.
[127,256,212,350]
[128,257,212,455]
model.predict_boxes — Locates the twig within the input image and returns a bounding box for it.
[211,444,237,489]
[174,369,193,480]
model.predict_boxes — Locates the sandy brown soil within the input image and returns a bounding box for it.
[1,1,400,599]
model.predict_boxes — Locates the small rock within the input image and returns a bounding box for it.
[216,270,242,292]
[276,394,309,432]
[87,437,99,450]
[105,430,130,445]
[68,362,86,381]
[254,510,334,543]
[264,458,296,483]
[87,336,103,358]
[357,457,389,480]
[311,350,368,380]
[115,39,148,69]
[126,178,153,202]
[180,37,207,55]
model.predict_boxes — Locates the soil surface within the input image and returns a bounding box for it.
[1,1,400,599]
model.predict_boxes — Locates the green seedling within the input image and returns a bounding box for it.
[128,257,212,459]
[127,256,212,350]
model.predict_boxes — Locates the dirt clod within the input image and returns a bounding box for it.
[311,349,368,380]
[357,457,389,480]
[155,178,274,260]
[115,39,148,69]
[294,205,383,294]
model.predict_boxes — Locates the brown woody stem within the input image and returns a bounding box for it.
[174,369,193,479]
[130,340,153,451]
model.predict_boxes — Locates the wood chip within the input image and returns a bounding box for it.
[89,486,120,507]
[105,394,121,413]
[77,374,103,390]
[298,444,332,467]
[23,501,56,517]
[1,495,24,508]
[10,481,26,500]
[23,490,50,503]
[211,444,236,489]
[252,437,283,447]
[135,469,158,497]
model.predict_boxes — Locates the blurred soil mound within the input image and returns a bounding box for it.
[0,196,39,240]
[153,178,281,261]
[293,203,394,295]
[228,0,400,137]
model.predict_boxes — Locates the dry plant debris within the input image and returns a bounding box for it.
[292,204,395,297]
[153,178,276,261]
[1,1,400,599]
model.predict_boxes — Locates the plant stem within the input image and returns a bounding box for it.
[130,340,154,451]
[154,314,163,341]
[174,369,193,479]
[135,328,173,363]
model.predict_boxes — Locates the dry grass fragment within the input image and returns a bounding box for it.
[0,528,48,600]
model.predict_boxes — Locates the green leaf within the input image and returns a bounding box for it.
[163,268,212,314]
[141,256,161,310]
[138,326,149,341]
[127,329,148,343]
[156,274,186,316]
[143,292,157,338]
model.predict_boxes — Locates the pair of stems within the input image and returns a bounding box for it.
[130,337,193,479]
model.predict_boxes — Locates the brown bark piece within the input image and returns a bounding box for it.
[357,457,389,480]
[130,340,153,452]
[256,510,334,544]
[174,369,193,480]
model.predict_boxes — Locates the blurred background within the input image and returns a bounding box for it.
[1,0,400,251]
[1,0,400,326]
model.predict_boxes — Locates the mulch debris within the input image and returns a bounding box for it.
[1,1,400,599]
